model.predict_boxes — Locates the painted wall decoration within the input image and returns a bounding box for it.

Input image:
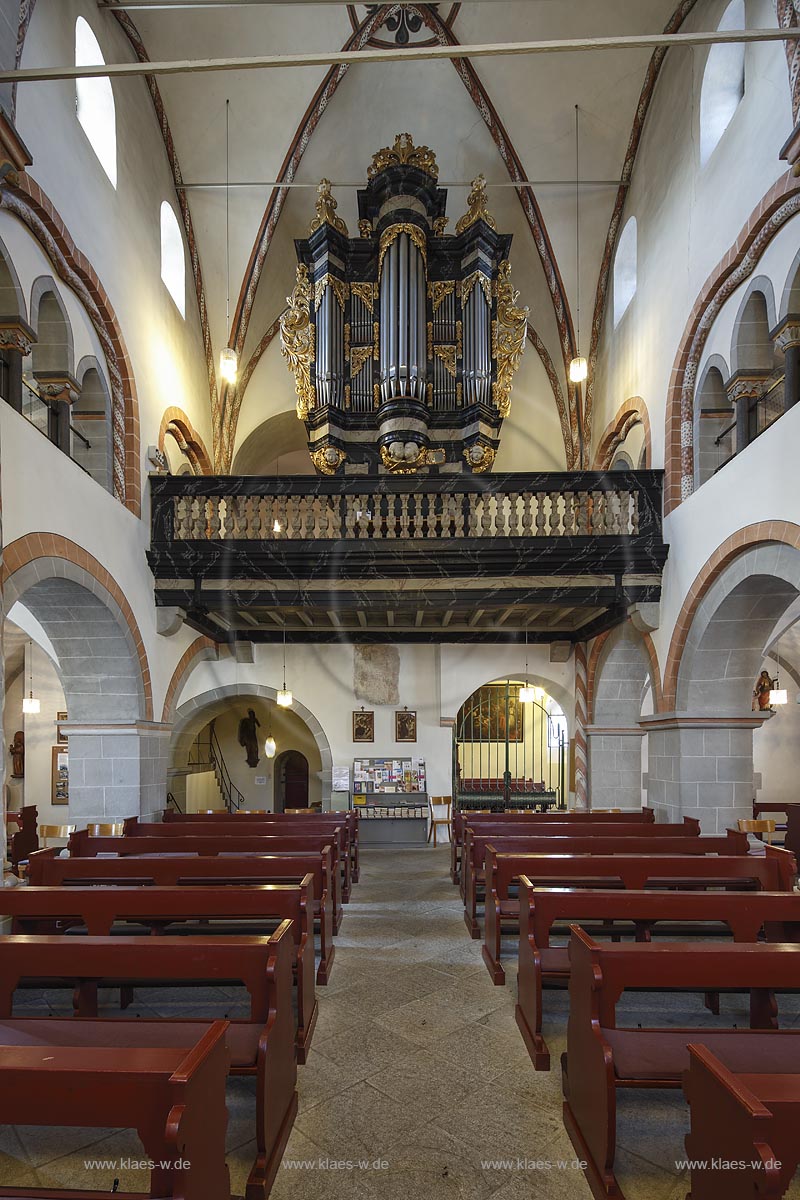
[461,684,524,743]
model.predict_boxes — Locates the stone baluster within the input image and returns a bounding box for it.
[521,492,533,537]
[228,496,243,539]
[190,498,205,539]
[399,494,410,539]
[630,491,640,535]
[242,497,256,538]
[562,491,575,535]
[480,494,493,537]
[534,493,547,537]
[590,491,605,534]
[208,497,221,541]
[454,494,466,538]
[467,494,480,536]
[608,492,621,536]
[274,496,287,538]
[358,497,371,539]
[440,494,453,539]
[549,491,562,536]
[504,493,517,536]
[254,497,268,539]
[174,497,188,539]
[289,496,303,539]
[576,492,589,535]
[385,493,397,539]
[344,495,357,538]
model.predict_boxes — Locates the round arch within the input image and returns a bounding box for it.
[29,276,74,379]
[0,233,27,321]
[729,276,778,375]
[170,683,333,807]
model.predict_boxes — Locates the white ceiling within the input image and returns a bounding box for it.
[100,0,687,450]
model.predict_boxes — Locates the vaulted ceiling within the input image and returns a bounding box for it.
[98,0,695,468]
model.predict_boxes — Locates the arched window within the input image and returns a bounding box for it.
[700,0,746,166]
[75,17,117,188]
[613,217,637,327]
[160,202,186,318]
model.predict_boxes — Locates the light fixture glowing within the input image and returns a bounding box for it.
[219,346,238,385]
[22,641,39,714]
[264,734,277,758]
[770,688,788,706]
[518,686,535,703]
[276,623,293,708]
[569,356,588,383]
[273,518,282,534]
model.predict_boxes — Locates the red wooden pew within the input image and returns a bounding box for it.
[27,847,337,982]
[515,885,800,1068]
[450,806,656,883]
[561,929,800,1200]
[482,845,798,980]
[0,928,298,1199]
[0,1020,230,1199]
[684,1043,800,1200]
[0,883,318,1057]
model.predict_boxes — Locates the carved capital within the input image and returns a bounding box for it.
[33,374,80,404]
[772,317,800,352]
[725,371,771,403]
[0,318,35,355]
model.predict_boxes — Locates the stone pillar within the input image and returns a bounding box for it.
[34,374,79,454]
[63,722,173,825]
[0,320,35,411]
[773,318,800,410]
[639,712,766,832]
[726,372,770,455]
[573,642,588,809]
[586,725,645,810]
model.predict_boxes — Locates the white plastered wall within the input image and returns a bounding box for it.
[591,0,797,682]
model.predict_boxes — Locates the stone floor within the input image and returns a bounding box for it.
[1,845,799,1197]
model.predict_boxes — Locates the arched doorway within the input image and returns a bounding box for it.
[274,750,310,812]
[453,677,568,811]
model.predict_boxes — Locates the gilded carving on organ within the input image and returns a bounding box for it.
[492,260,528,418]
[351,282,376,312]
[434,345,457,378]
[378,222,428,276]
[311,446,347,475]
[280,264,316,420]
[309,178,349,236]
[350,345,372,377]
[314,274,348,312]
[368,132,439,181]
[428,280,455,313]
[455,174,497,235]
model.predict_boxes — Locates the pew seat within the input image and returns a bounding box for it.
[0,1021,230,1200]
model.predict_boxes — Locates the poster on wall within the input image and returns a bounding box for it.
[51,746,69,805]
[461,685,524,742]
[56,712,68,745]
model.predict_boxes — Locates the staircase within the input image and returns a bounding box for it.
[187,720,246,813]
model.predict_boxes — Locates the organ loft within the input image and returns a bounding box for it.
[280,133,528,476]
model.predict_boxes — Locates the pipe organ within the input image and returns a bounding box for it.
[281,134,528,475]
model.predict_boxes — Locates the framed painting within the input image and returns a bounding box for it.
[56,711,68,744]
[395,709,417,743]
[461,685,524,742]
[51,746,69,806]
[352,710,375,743]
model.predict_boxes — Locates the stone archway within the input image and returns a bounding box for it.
[2,534,162,825]
[649,534,800,831]
[587,622,654,811]
[170,683,332,810]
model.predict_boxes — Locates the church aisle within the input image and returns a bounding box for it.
[272,845,690,1200]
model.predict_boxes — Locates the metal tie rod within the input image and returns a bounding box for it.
[1,28,795,84]
[176,178,622,188]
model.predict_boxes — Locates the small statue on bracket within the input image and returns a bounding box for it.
[8,731,24,778]
[238,708,261,768]
[752,670,775,712]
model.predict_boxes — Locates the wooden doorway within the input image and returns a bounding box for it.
[274,750,309,812]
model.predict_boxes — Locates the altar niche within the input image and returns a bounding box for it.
[453,680,567,812]
[281,133,528,477]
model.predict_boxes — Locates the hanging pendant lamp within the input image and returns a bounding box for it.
[569,105,587,385]
[519,628,535,703]
[277,622,293,708]
[22,640,40,714]
[264,733,277,758]
[219,98,239,386]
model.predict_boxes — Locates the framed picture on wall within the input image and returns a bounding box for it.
[352,710,374,743]
[51,746,69,806]
[395,708,417,743]
[56,712,68,744]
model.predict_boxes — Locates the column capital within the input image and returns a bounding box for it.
[33,372,80,404]
[780,119,800,176]
[725,369,771,403]
[772,314,800,352]
[0,317,36,355]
